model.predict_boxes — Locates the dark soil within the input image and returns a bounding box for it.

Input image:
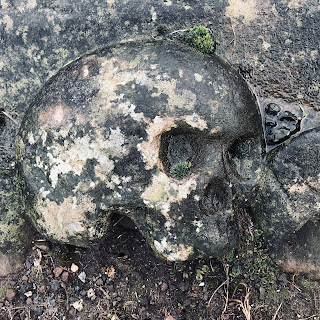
[0,218,320,320]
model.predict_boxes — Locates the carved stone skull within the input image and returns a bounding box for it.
[17,40,263,261]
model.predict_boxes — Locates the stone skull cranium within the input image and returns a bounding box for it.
[17,40,264,261]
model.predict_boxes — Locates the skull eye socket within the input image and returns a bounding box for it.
[159,127,202,179]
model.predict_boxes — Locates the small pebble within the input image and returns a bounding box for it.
[21,275,28,282]
[51,280,60,292]
[25,291,33,298]
[9,280,16,286]
[34,306,44,316]
[49,298,56,307]
[71,263,79,273]
[69,308,77,316]
[161,282,168,292]
[78,271,86,283]
[6,289,16,301]
[20,283,33,294]
[79,290,86,297]
[72,299,83,311]
[39,285,46,294]
[87,288,95,299]
[53,266,64,278]
[25,260,32,269]
[106,283,114,291]
[26,297,33,305]
[95,278,104,286]
[139,296,149,306]
[61,271,69,283]
[164,316,176,320]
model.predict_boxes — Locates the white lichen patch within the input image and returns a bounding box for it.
[39,104,68,128]
[137,116,175,170]
[288,183,308,194]
[210,126,222,134]
[0,0,9,9]
[141,171,197,217]
[258,36,271,50]
[150,6,157,21]
[184,113,208,130]
[26,0,37,9]
[81,65,90,78]
[93,57,139,116]
[225,0,258,23]
[118,102,147,122]
[194,73,203,82]
[133,69,197,110]
[3,15,13,31]
[154,238,193,261]
[46,128,128,188]
[192,220,203,233]
[288,0,308,9]
[307,174,320,192]
[36,195,96,241]
[28,132,36,145]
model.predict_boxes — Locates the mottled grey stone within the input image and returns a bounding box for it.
[1,0,320,276]
[0,171,33,276]
[252,128,320,276]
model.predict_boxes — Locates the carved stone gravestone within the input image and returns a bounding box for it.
[1,0,320,279]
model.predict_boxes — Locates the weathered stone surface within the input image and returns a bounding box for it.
[0,171,33,276]
[275,219,320,279]
[1,0,320,276]
[252,128,320,274]
[1,0,320,169]
[17,40,263,260]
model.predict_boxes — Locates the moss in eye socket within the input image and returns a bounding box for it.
[229,139,251,159]
[170,161,192,180]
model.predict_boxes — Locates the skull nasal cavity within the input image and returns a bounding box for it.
[200,179,231,215]
[159,128,202,179]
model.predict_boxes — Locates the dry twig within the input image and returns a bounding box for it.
[220,262,230,319]
[271,302,282,320]
[207,279,228,307]
[1,111,18,125]
[230,283,251,320]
